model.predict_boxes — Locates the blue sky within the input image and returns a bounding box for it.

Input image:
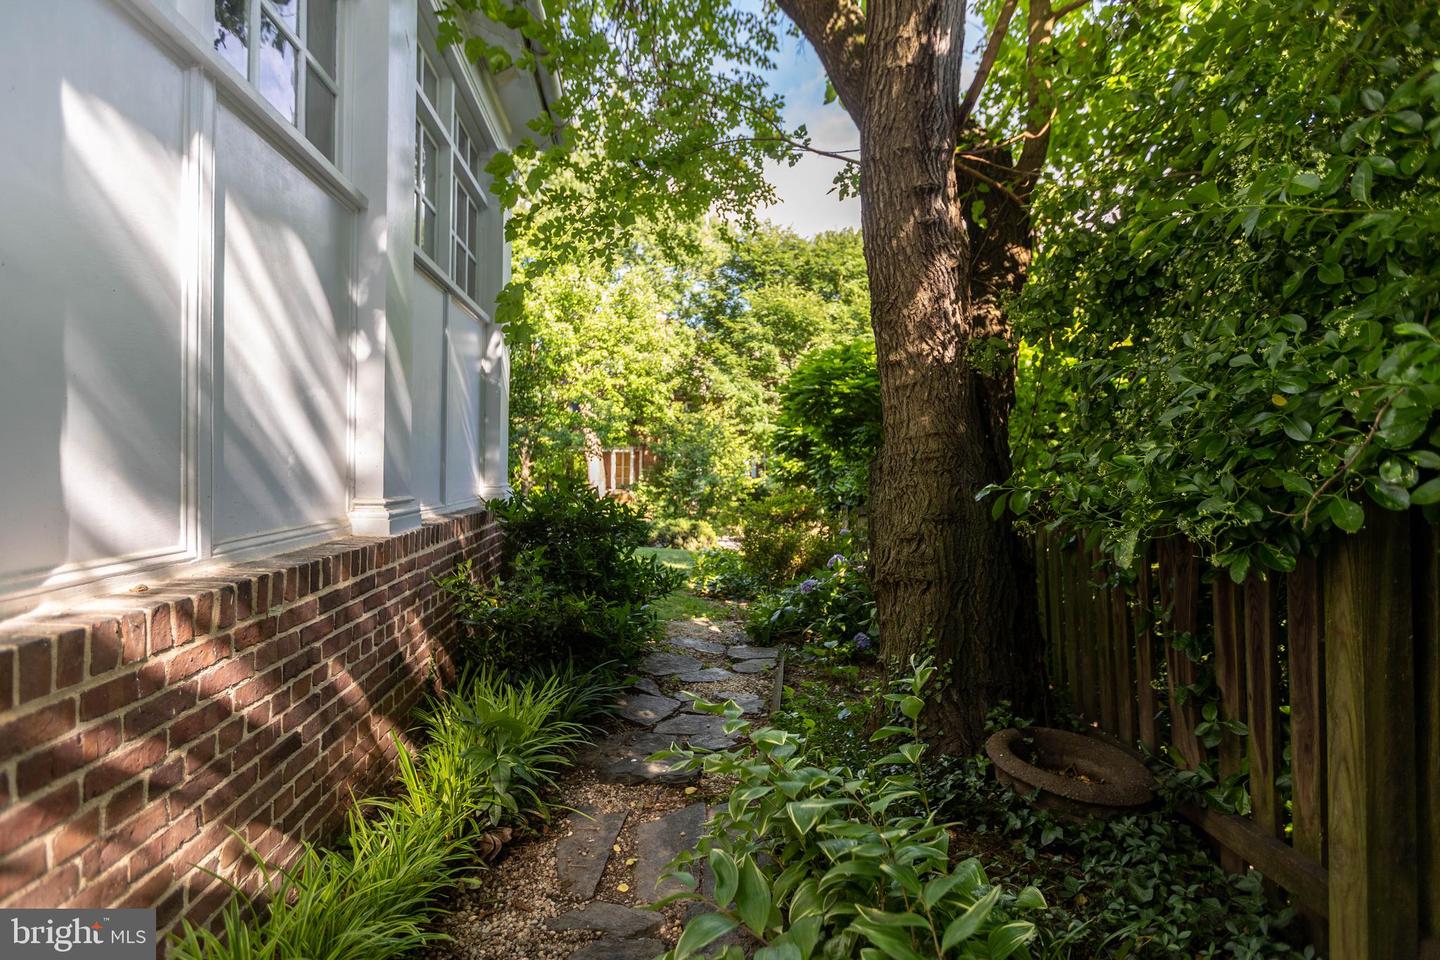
[752,34,862,236]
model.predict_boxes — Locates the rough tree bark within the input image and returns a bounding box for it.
[778,0,1054,751]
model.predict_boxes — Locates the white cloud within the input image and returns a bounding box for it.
[753,41,861,236]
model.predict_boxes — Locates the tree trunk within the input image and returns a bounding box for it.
[859,0,1045,752]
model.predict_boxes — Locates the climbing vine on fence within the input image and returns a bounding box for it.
[997,0,1440,579]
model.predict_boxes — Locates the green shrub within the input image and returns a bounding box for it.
[773,337,881,512]
[172,666,611,960]
[437,553,666,671]
[440,479,682,671]
[650,516,719,551]
[655,659,1048,960]
[737,487,837,583]
[691,548,766,601]
[746,553,875,657]
[493,476,675,606]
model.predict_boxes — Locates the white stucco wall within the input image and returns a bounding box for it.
[0,0,517,616]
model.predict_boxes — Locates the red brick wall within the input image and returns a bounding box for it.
[0,510,500,949]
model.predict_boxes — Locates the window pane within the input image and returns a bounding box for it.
[307,0,337,76]
[268,0,297,31]
[305,67,336,159]
[213,0,249,74]
[258,15,298,123]
[418,50,438,106]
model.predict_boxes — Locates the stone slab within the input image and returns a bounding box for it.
[555,806,627,900]
[633,802,708,902]
[669,635,728,656]
[676,667,740,684]
[631,677,664,697]
[614,693,681,726]
[568,940,666,960]
[731,658,775,674]
[727,644,779,660]
[582,731,698,785]
[639,651,703,677]
[546,901,662,938]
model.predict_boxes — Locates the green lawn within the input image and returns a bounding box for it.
[636,547,734,622]
[635,546,698,574]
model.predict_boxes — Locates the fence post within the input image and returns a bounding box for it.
[1211,575,1247,872]
[1325,505,1417,958]
[1416,519,1440,949]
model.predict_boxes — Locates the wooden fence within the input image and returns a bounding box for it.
[1034,506,1440,960]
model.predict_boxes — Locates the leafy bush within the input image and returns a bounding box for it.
[650,516,719,551]
[438,553,666,671]
[493,477,676,606]
[440,480,682,671]
[172,667,611,960]
[738,487,838,584]
[655,660,1048,960]
[773,337,882,511]
[691,548,766,601]
[1004,0,1440,576]
[746,553,876,658]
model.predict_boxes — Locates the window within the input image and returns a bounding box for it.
[451,115,485,299]
[414,47,442,260]
[213,0,340,160]
[413,22,493,304]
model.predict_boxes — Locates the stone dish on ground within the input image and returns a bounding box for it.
[984,726,1153,819]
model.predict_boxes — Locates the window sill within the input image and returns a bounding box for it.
[113,0,367,212]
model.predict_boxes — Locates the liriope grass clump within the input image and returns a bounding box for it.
[171,665,617,960]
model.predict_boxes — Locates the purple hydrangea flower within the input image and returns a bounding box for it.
[799,578,820,594]
[853,632,872,650]
[826,553,846,569]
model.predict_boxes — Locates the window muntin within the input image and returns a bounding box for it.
[213,0,341,161]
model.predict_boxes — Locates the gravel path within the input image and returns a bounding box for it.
[428,609,776,960]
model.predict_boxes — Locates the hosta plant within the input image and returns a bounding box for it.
[653,659,1048,960]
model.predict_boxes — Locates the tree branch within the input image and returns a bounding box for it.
[710,136,860,165]
[774,0,868,127]
[957,0,1020,130]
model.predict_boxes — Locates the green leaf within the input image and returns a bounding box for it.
[1328,497,1365,533]
[787,799,847,834]
[1015,886,1047,909]
[754,945,801,960]
[899,695,924,720]
[674,912,739,959]
[710,849,739,906]
[1411,476,1440,506]
[735,857,772,936]
[941,886,1001,951]
[989,921,1039,960]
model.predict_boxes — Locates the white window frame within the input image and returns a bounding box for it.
[415,44,443,260]
[413,9,496,314]
[213,0,341,160]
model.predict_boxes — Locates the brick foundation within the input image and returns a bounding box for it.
[0,510,500,949]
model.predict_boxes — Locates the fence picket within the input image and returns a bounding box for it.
[1134,549,1159,752]
[1159,536,1204,769]
[1287,556,1326,865]
[1244,575,1283,838]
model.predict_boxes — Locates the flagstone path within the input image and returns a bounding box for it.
[429,613,780,960]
